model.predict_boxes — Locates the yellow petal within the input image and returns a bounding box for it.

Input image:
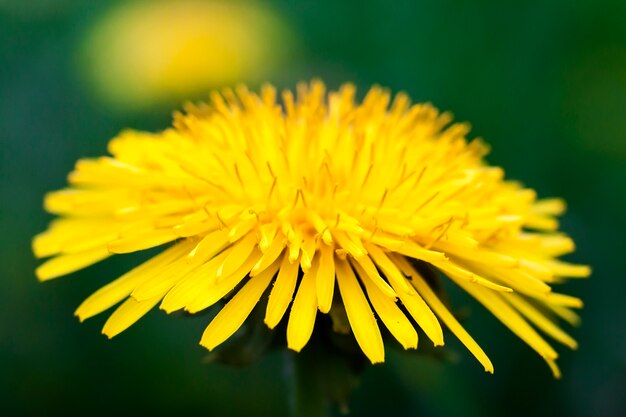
[251,235,285,276]
[32,231,61,258]
[436,241,518,268]
[108,229,177,253]
[216,232,258,279]
[546,358,562,379]
[505,293,578,349]
[227,217,258,242]
[532,198,566,216]
[160,248,231,313]
[335,258,384,364]
[33,220,119,257]
[518,259,554,281]
[388,254,444,346]
[433,259,513,293]
[131,258,196,301]
[410,269,494,373]
[185,250,262,313]
[525,214,559,231]
[75,242,190,321]
[259,222,278,250]
[60,232,120,255]
[352,254,396,298]
[539,292,584,309]
[332,230,367,258]
[299,237,316,272]
[36,247,111,281]
[187,229,229,262]
[454,276,558,361]
[102,294,163,338]
[285,224,302,263]
[265,254,300,329]
[286,260,318,352]
[315,244,336,313]
[173,221,217,237]
[365,243,411,293]
[458,262,550,295]
[33,218,118,257]
[353,260,417,350]
[200,259,278,350]
[547,304,581,327]
[544,260,591,278]
[393,240,447,264]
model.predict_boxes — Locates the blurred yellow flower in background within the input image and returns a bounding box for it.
[34,81,589,377]
[79,0,296,111]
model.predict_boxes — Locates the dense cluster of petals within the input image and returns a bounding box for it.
[34,81,589,376]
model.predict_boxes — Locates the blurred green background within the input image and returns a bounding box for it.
[1,0,625,416]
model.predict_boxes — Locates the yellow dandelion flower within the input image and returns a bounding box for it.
[34,81,590,376]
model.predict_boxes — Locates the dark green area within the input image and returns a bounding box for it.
[1,0,624,416]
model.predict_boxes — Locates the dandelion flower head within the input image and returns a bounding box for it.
[34,81,590,376]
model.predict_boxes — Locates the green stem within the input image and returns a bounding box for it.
[288,350,329,417]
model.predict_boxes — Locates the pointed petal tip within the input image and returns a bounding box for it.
[368,355,385,365]
[74,311,87,323]
[32,238,53,259]
[430,329,445,347]
[400,340,418,350]
[34,268,47,282]
[546,359,562,379]
[35,264,64,282]
[483,357,495,374]
[101,329,115,339]
[159,298,179,314]
[542,351,559,361]
[263,318,277,330]
[317,305,331,314]
[185,306,202,314]
[198,339,216,351]
[287,344,304,353]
